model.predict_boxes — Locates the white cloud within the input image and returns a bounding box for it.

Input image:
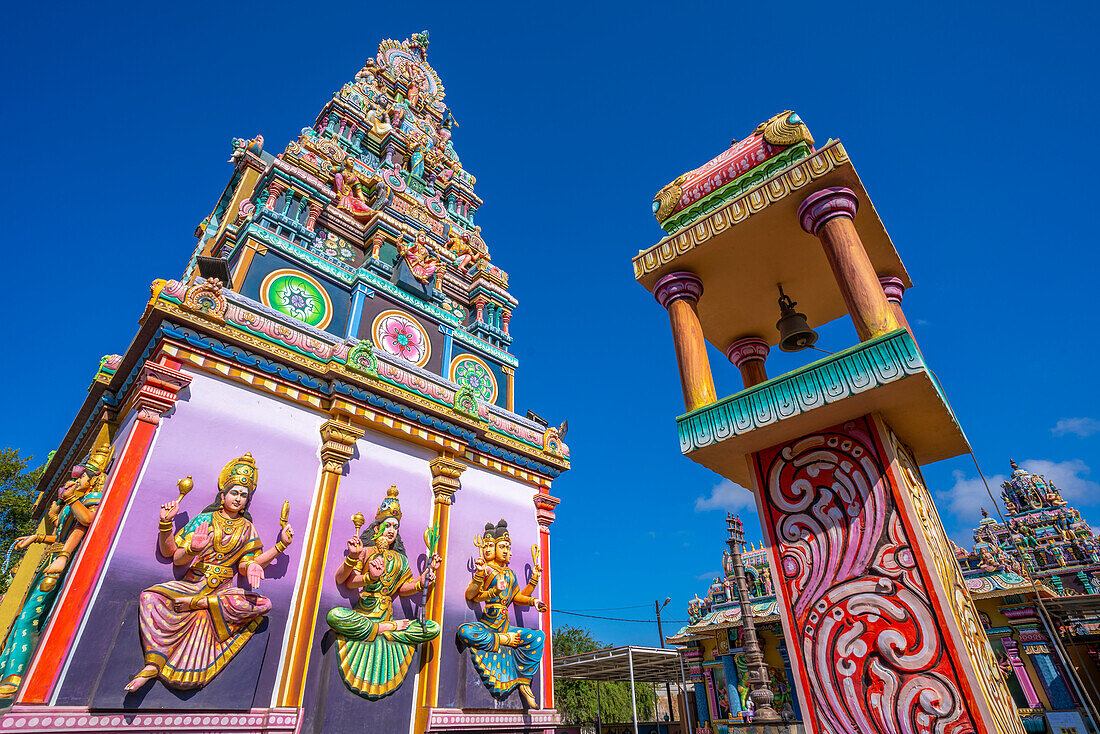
[1052,418,1100,438]
[696,570,721,580]
[1019,459,1099,502]
[694,479,756,512]
[936,470,1007,527]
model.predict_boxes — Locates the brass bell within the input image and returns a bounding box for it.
[776,285,818,352]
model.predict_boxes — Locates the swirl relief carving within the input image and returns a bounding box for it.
[752,416,1015,734]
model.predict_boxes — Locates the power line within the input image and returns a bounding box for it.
[552,609,691,624]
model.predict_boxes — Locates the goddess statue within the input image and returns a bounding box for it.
[456,519,546,708]
[446,229,487,272]
[398,232,439,284]
[124,453,293,692]
[326,485,441,699]
[329,159,378,221]
[0,432,114,699]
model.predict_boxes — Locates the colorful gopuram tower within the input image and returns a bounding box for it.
[0,32,567,733]
[637,112,1024,734]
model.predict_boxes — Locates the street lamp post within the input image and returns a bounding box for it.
[655,597,676,723]
[726,513,780,723]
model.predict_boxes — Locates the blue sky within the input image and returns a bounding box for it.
[2,2,1099,645]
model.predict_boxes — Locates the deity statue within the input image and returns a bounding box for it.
[456,519,546,708]
[124,453,293,692]
[0,431,114,699]
[407,134,426,179]
[329,159,379,221]
[446,229,487,272]
[365,100,392,137]
[398,232,439,284]
[229,134,264,165]
[325,485,441,699]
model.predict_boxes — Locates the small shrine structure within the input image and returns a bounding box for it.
[636,111,1024,734]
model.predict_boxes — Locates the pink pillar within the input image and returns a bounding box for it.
[265,181,286,210]
[1001,639,1042,708]
[306,202,322,232]
[725,336,769,389]
[501,310,511,335]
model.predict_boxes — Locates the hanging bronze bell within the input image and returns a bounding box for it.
[776,286,818,352]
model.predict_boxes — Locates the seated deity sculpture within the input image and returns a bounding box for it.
[326,485,440,699]
[329,159,378,221]
[0,431,114,699]
[456,519,545,708]
[398,232,439,284]
[125,453,293,692]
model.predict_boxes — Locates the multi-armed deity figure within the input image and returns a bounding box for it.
[0,429,114,699]
[125,453,294,692]
[326,485,441,699]
[457,519,545,708]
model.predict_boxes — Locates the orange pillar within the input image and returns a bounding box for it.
[725,336,770,389]
[275,417,364,707]
[534,492,560,709]
[415,454,465,731]
[653,272,717,412]
[798,188,901,341]
[18,359,192,703]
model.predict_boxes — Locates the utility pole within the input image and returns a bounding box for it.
[726,513,780,723]
[655,597,676,723]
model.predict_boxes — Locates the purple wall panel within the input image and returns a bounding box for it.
[298,428,436,733]
[436,465,542,710]
[58,370,325,710]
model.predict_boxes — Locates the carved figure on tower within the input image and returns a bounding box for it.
[328,158,379,221]
[456,519,546,708]
[0,428,114,699]
[398,231,439,284]
[124,453,294,692]
[325,485,441,699]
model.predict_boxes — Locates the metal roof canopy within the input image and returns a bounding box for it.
[554,645,687,683]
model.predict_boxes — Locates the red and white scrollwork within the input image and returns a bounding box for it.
[755,418,978,734]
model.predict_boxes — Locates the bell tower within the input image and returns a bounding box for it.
[637,112,1024,734]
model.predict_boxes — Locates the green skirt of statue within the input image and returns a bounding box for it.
[326,606,440,699]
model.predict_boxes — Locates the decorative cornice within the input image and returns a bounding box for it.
[677,329,925,454]
[653,271,703,309]
[633,142,850,281]
[319,418,365,473]
[796,186,859,235]
[725,336,769,367]
[131,361,193,425]
[880,275,906,304]
[534,493,561,528]
[429,455,465,504]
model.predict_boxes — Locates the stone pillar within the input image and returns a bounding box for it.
[725,337,769,389]
[415,455,465,724]
[276,417,364,707]
[371,232,384,260]
[1001,638,1042,709]
[473,297,487,323]
[879,275,912,337]
[501,309,511,336]
[798,188,901,341]
[749,414,1024,734]
[18,359,192,703]
[653,272,717,412]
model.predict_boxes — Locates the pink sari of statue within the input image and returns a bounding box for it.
[136,512,270,689]
[331,161,374,221]
[401,233,438,283]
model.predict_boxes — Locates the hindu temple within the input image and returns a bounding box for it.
[0,32,568,733]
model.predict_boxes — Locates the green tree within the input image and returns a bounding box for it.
[0,449,46,594]
[553,624,656,725]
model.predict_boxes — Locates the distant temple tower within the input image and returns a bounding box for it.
[0,33,567,733]
[636,112,1024,734]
